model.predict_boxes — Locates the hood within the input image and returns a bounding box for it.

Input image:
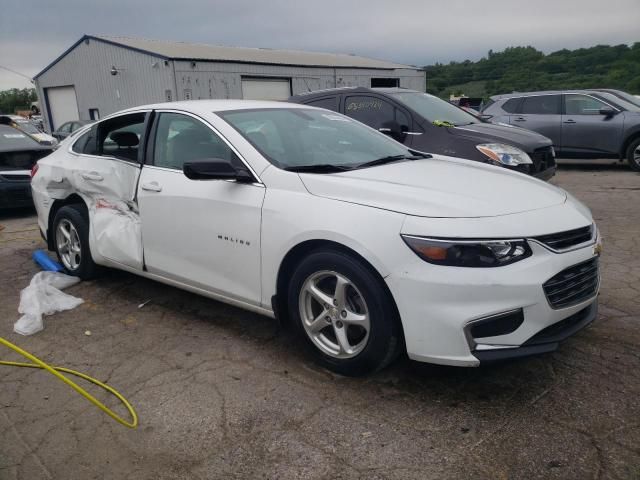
[447,122,552,151]
[299,156,566,218]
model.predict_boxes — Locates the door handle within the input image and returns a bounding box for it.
[513,117,526,122]
[563,119,576,124]
[81,172,103,182]
[141,181,162,192]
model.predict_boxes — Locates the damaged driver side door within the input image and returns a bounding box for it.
[68,111,149,270]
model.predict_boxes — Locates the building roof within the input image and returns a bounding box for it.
[35,35,419,79]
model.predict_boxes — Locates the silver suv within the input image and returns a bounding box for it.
[482,90,640,171]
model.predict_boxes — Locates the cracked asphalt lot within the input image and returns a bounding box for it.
[1,161,639,480]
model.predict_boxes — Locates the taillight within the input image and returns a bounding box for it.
[30,163,39,179]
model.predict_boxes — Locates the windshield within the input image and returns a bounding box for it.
[218,108,411,170]
[389,92,479,126]
[596,92,640,112]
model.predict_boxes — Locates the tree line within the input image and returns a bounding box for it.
[0,88,38,115]
[424,43,640,99]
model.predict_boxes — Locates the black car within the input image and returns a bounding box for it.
[0,124,53,209]
[289,87,556,180]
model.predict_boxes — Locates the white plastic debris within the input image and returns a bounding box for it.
[13,271,83,336]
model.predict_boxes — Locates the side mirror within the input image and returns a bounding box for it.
[599,106,616,117]
[183,158,253,182]
[479,114,493,122]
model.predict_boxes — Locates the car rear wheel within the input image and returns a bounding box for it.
[287,249,401,376]
[53,204,98,279]
[626,137,640,172]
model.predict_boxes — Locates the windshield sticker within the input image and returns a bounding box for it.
[3,133,26,139]
[321,114,351,122]
[346,100,384,112]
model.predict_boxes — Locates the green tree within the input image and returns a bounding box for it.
[0,88,37,114]
[423,43,640,100]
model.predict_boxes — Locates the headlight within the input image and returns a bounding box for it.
[401,235,532,267]
[476,143,532,166]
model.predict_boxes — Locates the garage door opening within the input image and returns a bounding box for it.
[45,86,79,131]
[241,77,292,101]
[371,78,400,88]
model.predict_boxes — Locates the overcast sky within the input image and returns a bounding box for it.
[1,0,638,90]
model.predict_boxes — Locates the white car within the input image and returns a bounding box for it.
[31,100,601,375]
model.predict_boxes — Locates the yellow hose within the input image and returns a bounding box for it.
[0,336,138,429]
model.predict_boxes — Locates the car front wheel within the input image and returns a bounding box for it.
[287,249,401,376]
[627,137,640,172]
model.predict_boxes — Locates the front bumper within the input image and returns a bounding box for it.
[531,164,556,181]
[512,146,557,181]
[386,232,600,367]
[472,302,597,363]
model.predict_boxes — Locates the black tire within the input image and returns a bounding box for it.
[287,249,401,376]
[52,204,98,279]
[626,137,640,172]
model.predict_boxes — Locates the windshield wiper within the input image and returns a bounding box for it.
[284,164,353,173]
[408,150,432,158]
[355,153,431,170]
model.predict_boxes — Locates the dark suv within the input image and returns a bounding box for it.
[482,89,640,171]
[289,87,556,180]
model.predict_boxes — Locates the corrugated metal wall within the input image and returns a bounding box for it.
[172,61,425,100]
[35,38,426,131]
[35,38,175,131]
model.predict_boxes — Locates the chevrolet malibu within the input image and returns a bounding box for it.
[31,100,601,376]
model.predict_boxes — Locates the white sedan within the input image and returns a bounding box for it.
[31,100,601,375]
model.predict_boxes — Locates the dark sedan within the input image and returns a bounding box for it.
[0,124,54,209]
[290,87,556,180]
[52,120,92,141]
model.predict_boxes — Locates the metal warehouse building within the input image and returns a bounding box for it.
[34,34,426,132]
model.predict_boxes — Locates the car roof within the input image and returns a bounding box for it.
[490,89,612,100]
[116,99,316,117]
[289,87,419,100]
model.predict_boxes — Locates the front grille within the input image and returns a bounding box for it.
[543,257,599,309]
[534,225,593,251]
[530,146,556,174]
[524,304,595,345]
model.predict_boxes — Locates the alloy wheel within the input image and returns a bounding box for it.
[56,219,82,270]
[299,270,370,359]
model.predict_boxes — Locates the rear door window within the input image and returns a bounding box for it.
[501,98,522,113]
[520,95,561,115]
[306,96,339,112]
[97,113,146,162]
[344,96,395,130]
